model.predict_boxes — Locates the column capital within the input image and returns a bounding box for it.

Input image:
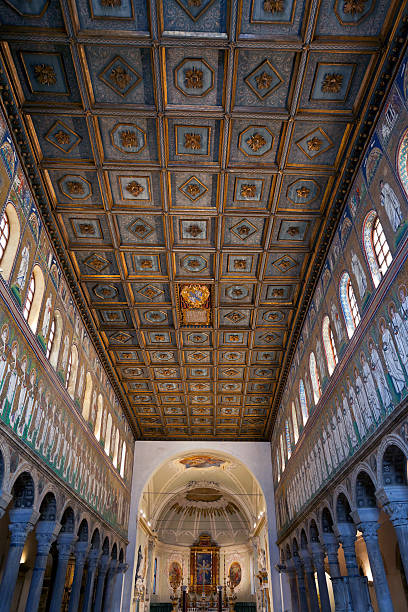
[376,485,408,507]
[334,521,356,541]
[35,521,60,554]
[108,559,119,577]
[301,555,314,573]
[350,506,380,526]
[321,531,339,555]
[75,541,91,566]
[56,531,76,561]
[0,491,12,518]
[98,553,111,575]
[118,562,129,575]
[382,501,408,526]
[309,542,325,569]
[8,508,40,545]
[87,549,101,571]
[355,520,379,541]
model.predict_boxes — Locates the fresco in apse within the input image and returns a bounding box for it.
[273,50,408,536]
[179,455,226,469]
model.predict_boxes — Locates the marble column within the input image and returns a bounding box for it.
[103,559,119,611]
[301,552,319,611]
[321,532,347,612]
[67,540,90,612]
[0,507,39,612]
[292,553,308,612]
[144,537,156,612]
[93,553,111,612]
[82,549,100,612]
[284,559,299,612]
[111,562,128,611]
[351,509,394,612]
[335,523,365,612]
[48,531,76,612]
[25,520,60,612]
[309,542,331,612]
[377,486,408,583]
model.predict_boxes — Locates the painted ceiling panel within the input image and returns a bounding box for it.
[0,0,401,439]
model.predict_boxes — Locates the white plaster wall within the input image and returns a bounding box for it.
[122,441,283,612]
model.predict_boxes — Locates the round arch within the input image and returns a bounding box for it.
[122,442,281,612]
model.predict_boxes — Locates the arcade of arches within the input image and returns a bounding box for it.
[1,1,408,611]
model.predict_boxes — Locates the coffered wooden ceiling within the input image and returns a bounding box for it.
[0,0,403,440]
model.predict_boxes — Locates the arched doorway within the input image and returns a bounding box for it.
[122,442,282,612]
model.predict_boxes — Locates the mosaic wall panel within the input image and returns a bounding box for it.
[0,108,133,535]
[273,50,408,535]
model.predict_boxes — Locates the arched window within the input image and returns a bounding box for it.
[82,373,93,421]
[363,211,392,288]
[291,402,299,444]
[280,434,286,471]
[276,449,281,482]
[46,317,56,359]
[23,265,45,333]
[0,203,20,281]
[299,379,308,425]
[309,352,321,404]
[49,311,62,369]
[23,274,35,321]
[285,420,292,459]
[120,441,126,478]
[322,315,338,376]
[95,394,103,441]
[105,413,112,455]
[0,210,10,262]
[339,272,360,338]
[113,429,120,468]
[67,345,79,398]
[65,350,72,389]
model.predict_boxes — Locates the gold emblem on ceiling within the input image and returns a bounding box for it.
[187,183,201,197]
[296,186,311,198]
[255,71,274,90]
[66,181,85,195]
[263,0,284,13]
[101,0,122,5]
[78,223,96,235]
[34,64,56,86]
[54,130,70,145]
[286,226,300,236]
[185,67,203,89]
[240,184,257,198]
[140,259,153,269]
[126,181,144,197]
[184,133,201,150]
[110,66,131,91]
[343,0,367,15]
[307,137,322,152]
[246,132,266,152]
[120,130,138,148]
[321,73,343,94]
[233,259,247,270]
[186,224,203,237]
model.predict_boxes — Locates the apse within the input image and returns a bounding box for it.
[133,450,270,612]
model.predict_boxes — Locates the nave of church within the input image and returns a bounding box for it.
[0,0,408,610]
